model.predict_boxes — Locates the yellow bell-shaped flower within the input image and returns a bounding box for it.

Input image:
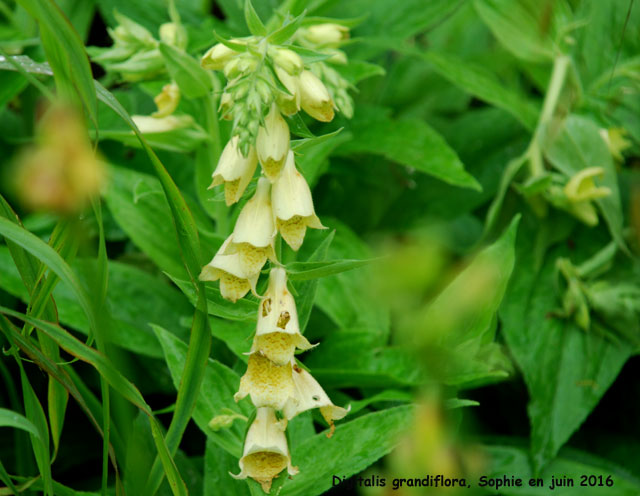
[231,407,298,493]
[209,136,258,206]
[249,268,315,365]
[272,151,326,251]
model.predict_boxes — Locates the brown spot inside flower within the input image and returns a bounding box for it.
[262,298,272,317]
[277,311,291,329]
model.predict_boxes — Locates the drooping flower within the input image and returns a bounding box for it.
[209,136,258,206]
[152,82,180,117]
[231,177,277,274]
[231,407,298,492]
[201,42,237,70]
[563,167,611,226]
[283,362,349,437]
[275,67,300,116]
[235,353,295,411]
[298,70,334,122]
[250,268,315,365]
[256,104,290,181]
[199,235,259,302]
[272,151,326,251]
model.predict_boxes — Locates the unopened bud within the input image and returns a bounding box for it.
[201,43,236,71]
[271,47,303,75]
[298,70,334,122]
[304,23,349,47]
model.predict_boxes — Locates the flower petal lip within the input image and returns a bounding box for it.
[282,361,349,436]
[272,151,326,250]
[199,235,260,302]
[234,353,296,411]
[256,104,290,182]
[298,70,335,122]
[210,136,258,206]
[563,167,611,203]
[249,268,316,364]
[231,407,298,492]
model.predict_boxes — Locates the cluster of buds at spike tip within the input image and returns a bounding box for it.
[199,21,352,156]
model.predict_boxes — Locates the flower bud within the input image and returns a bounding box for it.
[219,92,233,120]
[250,268,315,365]
[327,49,348,65]
[231,177,277,274]
[152,82,180,117]
[201,43,236,70]
[210,136,258,206]
[224,54,257,79]
[256,104,290,181]
[131,114,193,133]
[275,67,300,116]
[271,47,303,75]
[199,235,259,302]
[231,407,298,492]
[272,151,326,251]
[298,70,334,122]
[304,23,349,46]
[159,22,187,50]
[599,128,631,163]
[283,363,349,437]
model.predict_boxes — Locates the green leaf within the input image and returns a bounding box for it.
[19,367,53,496]
[420,215,519,350]
[169,273,258,321]
[267,11,306,45]
[0,248,193,358]
[473,0,558,63]
[1,307,188,495]
[205,440,250,496]
[290,128,344,153]
[0,408,40,438]
[159,42,212,99]
[286,258,374,281]
[337,105,481,190]
[309,219,390,336]
[293,231,333,333]
[304,327,422,388]
[244,0,266,36]
[280,406,414,496]
[334,60,385,85]
[499,222,632,472]
[17,0,97,123]
[103,165,220,280]
[153,325,251,456]
[422,51,539,131]
[336,0,465,57]
[485,441,640,495]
